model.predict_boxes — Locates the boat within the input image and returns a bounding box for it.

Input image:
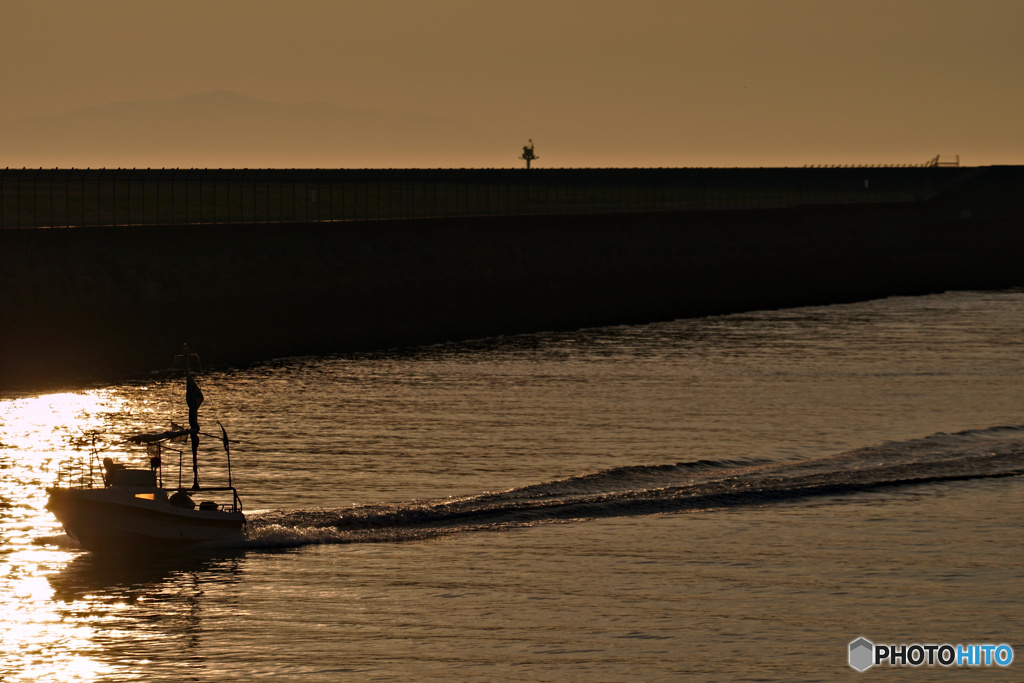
[46,345,245,552]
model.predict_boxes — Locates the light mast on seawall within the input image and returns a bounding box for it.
[520,139,538,169]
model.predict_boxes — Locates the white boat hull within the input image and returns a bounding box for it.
[46,486,245,552]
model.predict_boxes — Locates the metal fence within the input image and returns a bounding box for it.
[0,166,974,229]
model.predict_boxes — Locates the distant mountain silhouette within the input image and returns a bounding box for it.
[2,91,509,168]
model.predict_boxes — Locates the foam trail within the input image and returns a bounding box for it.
[242,425,1024,550]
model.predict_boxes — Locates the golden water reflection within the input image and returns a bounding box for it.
[0,388,167,680]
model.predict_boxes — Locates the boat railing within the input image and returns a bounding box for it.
[53,459,243,513]
[52,431,109,489]
[185,486,244,514]
[53,457,242,511]
[53,454,104,490]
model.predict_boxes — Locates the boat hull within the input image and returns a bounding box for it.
[46,486,245,552]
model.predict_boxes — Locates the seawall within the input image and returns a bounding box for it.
[2,166,1022,392]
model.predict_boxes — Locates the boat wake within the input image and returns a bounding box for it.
[241,425,1024,550]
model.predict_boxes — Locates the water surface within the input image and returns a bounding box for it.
[2,290,1022,680]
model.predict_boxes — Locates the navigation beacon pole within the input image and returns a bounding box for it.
[520,139,538,169]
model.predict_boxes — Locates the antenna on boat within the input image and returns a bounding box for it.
[174,343,202,373]
[89,432,97,487]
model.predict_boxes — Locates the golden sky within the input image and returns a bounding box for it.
[2,0,1022,168]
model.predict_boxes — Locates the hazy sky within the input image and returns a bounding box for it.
[3,0,1023,168]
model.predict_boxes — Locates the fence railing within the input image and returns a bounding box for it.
[0,166,973,229]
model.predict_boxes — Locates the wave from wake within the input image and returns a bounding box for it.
[242,425,1024,549]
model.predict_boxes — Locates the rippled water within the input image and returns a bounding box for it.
[2,290,1023,680]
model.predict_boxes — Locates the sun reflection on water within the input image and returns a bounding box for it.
[1,389,136,681]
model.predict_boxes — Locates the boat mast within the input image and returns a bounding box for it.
[179,343,204,490]
[173,344,236,494]
[219,421,233,489]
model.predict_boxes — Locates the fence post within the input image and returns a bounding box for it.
[251,169,258,223]
[249,169,256,223]
[16,169,22,228]
[301,168,306,221]
[310,169,316,222]
[81,169,87,227]
[315,169,321,223]
[257,169,263,223]
[80,168,86,227]
[342,170,347,221]
[525,173,530,215]
[142,168,147,224]
[127,168,133,226]
[143,169,148,225]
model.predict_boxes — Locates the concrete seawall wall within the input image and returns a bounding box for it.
[2,168,1022,391]
[0,165,976,228]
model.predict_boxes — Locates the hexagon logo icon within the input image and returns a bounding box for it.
[849,638,874,671]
